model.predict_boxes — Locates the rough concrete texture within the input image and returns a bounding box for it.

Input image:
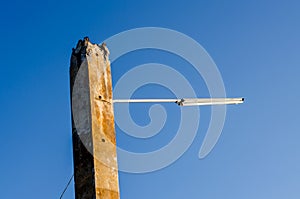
[70,37,120,199]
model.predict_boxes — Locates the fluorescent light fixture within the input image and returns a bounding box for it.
[113,98,244,106]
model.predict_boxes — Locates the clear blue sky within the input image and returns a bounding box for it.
[1,0,300,198]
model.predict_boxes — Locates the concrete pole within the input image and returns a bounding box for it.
[70,37,120,199]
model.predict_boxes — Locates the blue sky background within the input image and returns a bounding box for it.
[1,0,300,198]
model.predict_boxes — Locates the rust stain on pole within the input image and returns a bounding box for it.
[70,37,120,199]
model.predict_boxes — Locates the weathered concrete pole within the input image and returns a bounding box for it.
[70,37,120,199]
